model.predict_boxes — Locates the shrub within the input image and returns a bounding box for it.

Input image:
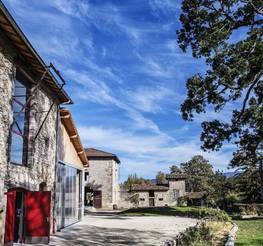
[178,222,214,246]
[177,196,186,206]
[256,204,263,215]
[176,207,230,221]
[233,203,263,216]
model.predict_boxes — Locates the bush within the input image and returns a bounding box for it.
[233,203,263,216]
[175,207,231,221]
[178,222,214,246]
[256,204,263,215]
[177,196,186,206]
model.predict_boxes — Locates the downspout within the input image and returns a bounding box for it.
[52,104,60,234]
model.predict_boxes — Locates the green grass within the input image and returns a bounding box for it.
[234,218,263,246]
[119,206,230,221]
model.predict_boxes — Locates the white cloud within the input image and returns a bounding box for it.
[124,85,173,113]
[50,0,90,19]
[149,0,181,18]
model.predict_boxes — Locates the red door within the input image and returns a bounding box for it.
[93,191,102,208]
[24,191,51,244]
[4,191,16,245]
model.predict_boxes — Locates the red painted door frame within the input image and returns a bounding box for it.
[4,191,16,245]
[4,189,51,245]
[24,191,51,244]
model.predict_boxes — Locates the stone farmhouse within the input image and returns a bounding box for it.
[83,148,120,210]
[119,173,187,208]
[0,2,88,245]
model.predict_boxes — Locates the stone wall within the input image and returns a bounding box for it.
[154,191,169,207]
[85,159,114,209]
[0,29,59,242]
[0,30,15,244]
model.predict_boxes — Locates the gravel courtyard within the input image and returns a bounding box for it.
[48,213,198,246]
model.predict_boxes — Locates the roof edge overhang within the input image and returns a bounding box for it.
[60,108,88,166]
[85,148,121,164]
[0,1,73,104]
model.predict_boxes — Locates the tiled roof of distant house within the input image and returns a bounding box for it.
[85,148,120,163]
[131,184,169,191]
[0,2,72,104]
[186,191,206,199]
[166,173,187,180]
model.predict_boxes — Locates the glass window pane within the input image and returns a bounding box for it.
[10,79,28,164]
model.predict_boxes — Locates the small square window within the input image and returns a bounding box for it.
[159,198,163,201]
[140,198,145,201]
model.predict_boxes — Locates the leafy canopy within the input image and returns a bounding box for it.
[181,155,214,192]
[177,0,263,172]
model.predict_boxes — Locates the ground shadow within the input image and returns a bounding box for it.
[49,224,174,246]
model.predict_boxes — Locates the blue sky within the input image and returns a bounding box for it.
[4,0,235,181]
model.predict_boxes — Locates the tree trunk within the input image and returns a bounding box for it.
[260,160,263,202]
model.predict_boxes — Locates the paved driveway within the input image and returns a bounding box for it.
[48,213,198,246]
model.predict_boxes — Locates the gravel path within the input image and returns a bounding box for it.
[47,213,198,246]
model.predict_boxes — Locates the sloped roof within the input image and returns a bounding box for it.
[85,148,120,163]
[131,184,169,191]
[60,108,88,166]
[0,2,72,104]
[186,191,206,199]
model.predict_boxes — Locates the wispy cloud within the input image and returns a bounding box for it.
[124,85,174,113]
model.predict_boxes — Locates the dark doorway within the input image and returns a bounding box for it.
[14,191,23,243]
[149,190,155,207]
[84,187,94,206]
[93,191,102,208]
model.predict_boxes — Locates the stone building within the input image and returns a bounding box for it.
[0,3,87,245]
[119,173,187,208]
[83,148,120,210]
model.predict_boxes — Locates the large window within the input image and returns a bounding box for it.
[10,80,29,164]
[56,162,82,229]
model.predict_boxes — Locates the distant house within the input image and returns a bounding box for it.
[119,173,187,208]
[83,148,120,209]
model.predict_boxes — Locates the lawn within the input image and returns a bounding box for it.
[119,206,230,221]
[234,218,263,246]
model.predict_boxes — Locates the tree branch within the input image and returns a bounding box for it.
[236,70,263,122]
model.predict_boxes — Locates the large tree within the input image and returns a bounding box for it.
[181,155,214,193]
[177,0,263,200]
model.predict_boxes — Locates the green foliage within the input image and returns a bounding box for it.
[170,165,182,174]
[181,155,214,193]
[156,171,166,184]
[233,203,263,215]
[236,169,261,202]
[123,173,151,190]
[178,222,214,246]
[178,196,186,206]
[177,0,263,199]
[120,206,230,221]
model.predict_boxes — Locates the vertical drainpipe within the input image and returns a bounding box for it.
[52,104,60,234]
